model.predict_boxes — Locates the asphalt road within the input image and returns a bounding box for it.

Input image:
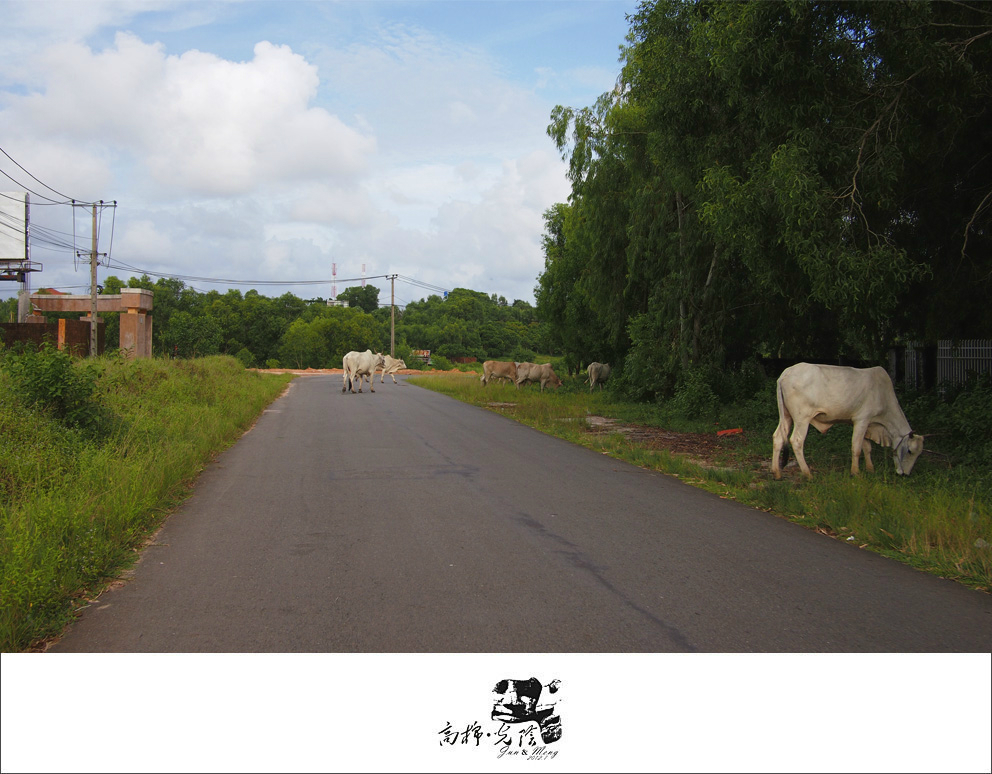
[51,374,992,652]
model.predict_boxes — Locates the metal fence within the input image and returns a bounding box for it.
[900,340,992,390]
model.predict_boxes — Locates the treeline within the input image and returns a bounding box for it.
[1,276,550,369]
[536,0,991,401]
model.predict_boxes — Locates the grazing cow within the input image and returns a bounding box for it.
[586,362,611,392]
[481,360,518,386]
[515,362,563,392]
[342,349,386,393]
[376,355,408,385]
[771,362,924,480]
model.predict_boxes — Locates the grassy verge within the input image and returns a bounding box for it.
[410,373,992,592]
[0,352,294,651]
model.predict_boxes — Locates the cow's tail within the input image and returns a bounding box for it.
[775,378,791,469]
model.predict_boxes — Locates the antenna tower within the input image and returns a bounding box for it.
[362,263,366,288]
[332,262,337,300]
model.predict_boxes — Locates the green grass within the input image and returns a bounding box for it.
[3,357,986,651]
[0,354,294,651]
[410,371,992,592]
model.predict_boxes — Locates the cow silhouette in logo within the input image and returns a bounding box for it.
[491,677,562,744]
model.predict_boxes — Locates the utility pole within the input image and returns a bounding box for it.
[89,203,99,357]
[389,274,397,357]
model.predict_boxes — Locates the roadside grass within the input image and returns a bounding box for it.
[410,372,992,592]
[0,353,294,652]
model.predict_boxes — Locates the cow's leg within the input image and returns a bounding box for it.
[790,420,813,479]
[850,422,869,475]
[342,372,349,393]
[771,415,792,480]
[861,439,874,473]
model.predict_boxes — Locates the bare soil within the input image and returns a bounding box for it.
[582,415,754,470]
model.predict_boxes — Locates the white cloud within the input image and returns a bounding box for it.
[8,32,376,198]
[0,2,626,305]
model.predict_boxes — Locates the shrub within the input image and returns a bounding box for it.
[234,348,255,368]
[671,366,720,420]
[430,354,453,371]
[510,346,536,363]
[1,343,105,433]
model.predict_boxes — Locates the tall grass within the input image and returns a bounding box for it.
[0,353,294,651]
[411,372,992,591]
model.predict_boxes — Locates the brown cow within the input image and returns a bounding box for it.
[515,362,562,392]
[481,360,518,386]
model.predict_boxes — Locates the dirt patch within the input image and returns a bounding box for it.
[584,415,752,470]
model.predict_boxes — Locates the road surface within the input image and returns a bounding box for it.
[51,375,992,652]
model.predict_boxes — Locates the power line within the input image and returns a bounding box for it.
[102,259,408,289]
[93,261,453,305]
[0,145,102,205]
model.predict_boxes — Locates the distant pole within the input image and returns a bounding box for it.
[89,203,99,357]
[390,274,396,357]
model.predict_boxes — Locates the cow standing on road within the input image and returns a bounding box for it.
[342,350,386,393]
[376,355,408,385]
[771,362,924,479]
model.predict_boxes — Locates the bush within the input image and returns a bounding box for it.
[671,366,720,421]
[905,375,992,468]
[510,346,536,363]
[430,354,453,371]
[234,348,255,369]
[265,359,281,369]
[1,343,105,433]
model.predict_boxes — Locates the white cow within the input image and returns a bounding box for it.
[342,349,386,393]
[376,355,408,385]
[515,362,563,392]
[586,362,611,392]
[771,362,924,479]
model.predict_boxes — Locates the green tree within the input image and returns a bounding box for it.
[544,0,992,400]
[535,203,612,375]
[164,311,223,358]
[337,285,381,314]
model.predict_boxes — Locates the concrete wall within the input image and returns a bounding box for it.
[0,319,105,355]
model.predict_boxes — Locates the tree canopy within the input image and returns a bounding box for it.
[30,276,549,368]
[539,0,991,399]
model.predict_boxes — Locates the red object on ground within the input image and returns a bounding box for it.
[717,427,743,436]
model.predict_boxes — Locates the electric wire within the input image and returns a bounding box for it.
[0,145,100,205]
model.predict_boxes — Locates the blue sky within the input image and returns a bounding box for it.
[0,0,638,308]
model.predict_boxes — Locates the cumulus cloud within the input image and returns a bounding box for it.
[7,32,375,198]
[0,3,621,305]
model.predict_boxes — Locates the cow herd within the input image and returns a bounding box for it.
[340,350,408,393]
[341,353,922,479]
[480,360,567,392]
[340,353,584,395]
